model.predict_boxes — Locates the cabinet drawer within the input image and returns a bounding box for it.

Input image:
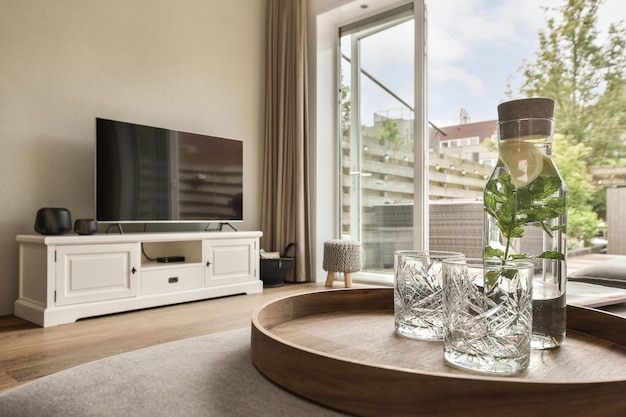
[141,266,203,296]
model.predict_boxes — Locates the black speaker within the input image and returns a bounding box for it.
[34,208,72,235]
[74,219,98,235]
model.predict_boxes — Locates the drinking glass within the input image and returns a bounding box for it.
[394,250,465,340]
[442,258,534,374]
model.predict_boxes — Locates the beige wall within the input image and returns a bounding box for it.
[0,0,266,315]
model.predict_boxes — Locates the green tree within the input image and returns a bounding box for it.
[552,133,601,244]
[374,117,406,144]
[552,134,595,207]
[510,0,626,245]
[515,0,626,164]
[340,83,351,138]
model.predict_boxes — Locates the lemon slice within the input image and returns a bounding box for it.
[499,140,543,188]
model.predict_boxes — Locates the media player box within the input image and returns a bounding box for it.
[157,256,185,263]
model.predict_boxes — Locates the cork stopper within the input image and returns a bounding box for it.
[497,97,554,140]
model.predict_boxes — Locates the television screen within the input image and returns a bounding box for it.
[96,118,243,223]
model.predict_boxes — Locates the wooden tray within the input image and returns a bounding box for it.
[251,287,626,417]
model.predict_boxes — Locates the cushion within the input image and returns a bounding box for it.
[568,256,626,289]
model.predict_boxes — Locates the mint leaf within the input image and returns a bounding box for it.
[538,251,565,260]
[485,270,501,286]
[484,246,504,259]
[484,170,566,263]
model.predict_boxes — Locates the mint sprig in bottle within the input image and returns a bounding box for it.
[484,97,567,350]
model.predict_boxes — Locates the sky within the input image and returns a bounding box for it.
[345,0,625,129]
[427,0,626,127]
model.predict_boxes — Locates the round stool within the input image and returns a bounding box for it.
[323,240,361,288]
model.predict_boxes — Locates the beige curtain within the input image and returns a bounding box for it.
[261,0,311,282]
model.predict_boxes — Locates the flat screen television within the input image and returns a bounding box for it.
[96,118,243,224]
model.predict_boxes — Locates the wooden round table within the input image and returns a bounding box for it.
[251,287,626,417]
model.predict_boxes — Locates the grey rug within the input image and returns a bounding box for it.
[0,327,350,417]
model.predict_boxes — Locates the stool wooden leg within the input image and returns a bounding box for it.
[325,271,336,287]
[344,272,352,288]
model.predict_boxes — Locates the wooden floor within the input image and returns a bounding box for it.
[0,282,341,394]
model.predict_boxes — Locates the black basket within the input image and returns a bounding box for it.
[260,243,296,288]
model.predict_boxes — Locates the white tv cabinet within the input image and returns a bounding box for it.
[15,231,263,327]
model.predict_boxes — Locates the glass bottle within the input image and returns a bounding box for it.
[483,97,567,350]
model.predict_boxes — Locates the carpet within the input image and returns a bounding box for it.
[0,327,350,417]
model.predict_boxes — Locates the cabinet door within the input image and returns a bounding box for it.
[204,238,258,286]
[55,243,139,306]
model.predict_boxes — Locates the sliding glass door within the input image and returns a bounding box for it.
[339,4,422,281]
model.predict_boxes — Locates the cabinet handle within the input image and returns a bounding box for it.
[206,261,212,267]
[168,277,178,284]
[131,267,137,274]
